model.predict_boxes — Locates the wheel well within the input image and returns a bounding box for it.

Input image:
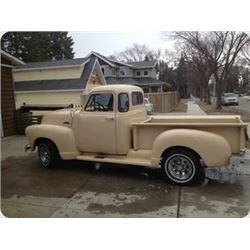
[161,146,202,162]
[34,138,58,150]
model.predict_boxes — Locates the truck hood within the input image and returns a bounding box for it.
[41,109,78,127]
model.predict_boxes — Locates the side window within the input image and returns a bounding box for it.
[132,92,143,106]
[118,93,129,112]
[85,93,113,112]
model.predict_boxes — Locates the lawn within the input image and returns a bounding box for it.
[196,100,250,149]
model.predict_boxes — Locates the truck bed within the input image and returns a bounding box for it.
[132,115,248,154]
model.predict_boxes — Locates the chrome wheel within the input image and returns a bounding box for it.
[38,143,50,167]
[164,154,195,183]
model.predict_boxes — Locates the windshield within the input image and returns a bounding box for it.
[224,93,236,97]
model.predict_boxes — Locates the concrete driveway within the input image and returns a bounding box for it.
[1,135,250,218]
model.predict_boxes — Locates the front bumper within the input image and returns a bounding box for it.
[24,144,31,152]
[223,101,238,105]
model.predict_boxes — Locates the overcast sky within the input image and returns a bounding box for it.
[69,31,174,58]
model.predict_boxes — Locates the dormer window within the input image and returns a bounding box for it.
[136,71,141,76]
[144,71,148,76]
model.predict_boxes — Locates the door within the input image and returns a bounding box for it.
[77,92,116,154]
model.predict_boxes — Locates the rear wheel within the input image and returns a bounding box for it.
[37,141,61,168]
[161,148,205,185]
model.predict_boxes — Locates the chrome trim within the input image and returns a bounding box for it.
[24,144,31,152]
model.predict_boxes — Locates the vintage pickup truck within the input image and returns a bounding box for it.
[25,84,250,185]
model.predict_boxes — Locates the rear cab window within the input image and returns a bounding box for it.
[132,91,143,106]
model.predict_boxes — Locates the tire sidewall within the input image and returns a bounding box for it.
[162,149,204,185]
[38,143,51,168]
[37,141,60,168]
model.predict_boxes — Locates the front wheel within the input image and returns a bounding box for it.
[37,141,61,168]
[161,149,205,185]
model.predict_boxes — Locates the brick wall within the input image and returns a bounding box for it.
[1,57,16,136]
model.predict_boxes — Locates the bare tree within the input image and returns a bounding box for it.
[241,42,250,63]
[173,31,250,109]
[110,43,161,62]
[211,32,249,108]
[180,42,213,104]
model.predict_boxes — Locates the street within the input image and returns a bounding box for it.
[230,97,250,113]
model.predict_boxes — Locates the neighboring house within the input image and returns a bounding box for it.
[13,52,166,108]
[1,50,25,136]
[91,52,164,93]
[13,55,106,108]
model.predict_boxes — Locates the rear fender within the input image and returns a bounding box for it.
[151,129,232,167]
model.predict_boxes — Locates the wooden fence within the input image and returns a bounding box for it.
[15,104,72,134]
[145,92,179,113]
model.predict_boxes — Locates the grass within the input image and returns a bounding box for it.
[196,100,250,122]
[173,102,187,112]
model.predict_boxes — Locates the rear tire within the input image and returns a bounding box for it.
[37,141,61,168]
[161,148,205,185]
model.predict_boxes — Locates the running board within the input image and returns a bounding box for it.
[76,151,153,168]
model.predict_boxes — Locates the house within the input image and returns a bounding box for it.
[13,52,166,108]
[91,52,164,93]
[13,55,106,108]
[1,50,25,136]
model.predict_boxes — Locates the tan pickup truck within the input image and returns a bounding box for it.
[25,85,250,185]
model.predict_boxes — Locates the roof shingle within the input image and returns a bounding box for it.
[15,57,88,69]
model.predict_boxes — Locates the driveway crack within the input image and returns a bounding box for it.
[176,186,182,218]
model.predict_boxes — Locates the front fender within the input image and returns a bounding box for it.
[25,124,80,159]
[151,129,232,167]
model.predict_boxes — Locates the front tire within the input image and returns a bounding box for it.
[37,141,61,168]
[161,148,205,185]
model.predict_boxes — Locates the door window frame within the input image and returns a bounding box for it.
[118,92,129,113]
[84,92,114,112]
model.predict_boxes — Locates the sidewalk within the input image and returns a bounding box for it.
[154,101,206,116]
[187,101,207,116]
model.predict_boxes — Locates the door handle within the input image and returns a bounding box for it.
[105,117,114,121]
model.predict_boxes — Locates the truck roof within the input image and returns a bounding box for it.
[90,84,143,93]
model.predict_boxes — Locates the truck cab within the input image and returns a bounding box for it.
[73,85,147,155]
